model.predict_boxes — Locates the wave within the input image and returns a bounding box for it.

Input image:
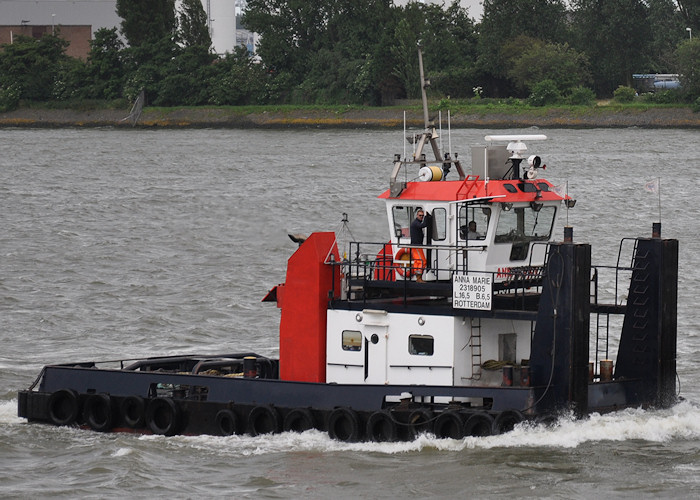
[5,399,699,454]
[142,400,700,455]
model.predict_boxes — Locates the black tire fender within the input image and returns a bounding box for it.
[327,407,362,442]
[83,394,114,432]
[120,396,146,428]
[434,410,465,439]
[407,408,434,439]
[463,412,494,437]
[282,408,315,433]
[247,405,281,436]
[215,409,239,436]
[145,397,181,436]
[47,389,80,426]
[366,410,398,442]
[492,409,524,434]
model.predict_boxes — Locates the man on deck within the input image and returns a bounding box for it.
[409,209,429,282]
[411,209,429,245]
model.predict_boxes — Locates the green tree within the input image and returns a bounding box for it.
[385,1,478,100]
[178,0,212,49]
[645,0,686,73]
[676,38,700,99]
[507,37,592,94]
[528,79,561,106]
[299,1,396,103]
[154,45,216,106]
[85,27,125,100]
[208,47,269,105]
[242,0,331,79]
[390,18,419,99]
[116,1,179,103]
[244,0,396,103]
[116,0,177,48]
[571,0,653,96]
[53,54,88,100]
[677,0,700,31]
[477,0,569,96]
[0,33,69,101]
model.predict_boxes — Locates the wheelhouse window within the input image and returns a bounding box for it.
[431,207,446,241]
[458,205,490,240]
[392,205,421,239]
[494,205,556,244]
[342,330,362,351]
[408,334,434,356]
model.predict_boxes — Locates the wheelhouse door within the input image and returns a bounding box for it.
[363,324,388,384]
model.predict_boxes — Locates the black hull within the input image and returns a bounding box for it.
[18,361,663,441]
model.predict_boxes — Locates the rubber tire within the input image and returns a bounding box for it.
[492,409,524,435]
[463,412,494,437]
[434,410,465,439]
[83,394,114,432]
[407,408,434,439]
[145,397,181,436]
[215,409,239,436]
[283,408,315,433]
[47,389,80,426]
[247,405,280,436]
[366,410,398,442]
[327,407,362,442]
[120,396,146,428]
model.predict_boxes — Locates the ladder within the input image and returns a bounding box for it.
[469,317,483,380]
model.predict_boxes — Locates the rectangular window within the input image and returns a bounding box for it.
[458,205,491,240]
[431,207,447,241]
[392,205,424,239]
[342,330,362,351]
[495,205,556,244]
[409,334,434,356]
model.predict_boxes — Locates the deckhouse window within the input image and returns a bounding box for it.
[495,205,556,243]
[392,205,446,242]
[342,330,362,351]
[458,206,490,240]
[409,334,434,356]
[432,208,446,241]
[392,205,421,239]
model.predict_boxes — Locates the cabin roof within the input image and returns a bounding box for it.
[378,178,569,203]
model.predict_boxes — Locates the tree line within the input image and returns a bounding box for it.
[1,0,699,112]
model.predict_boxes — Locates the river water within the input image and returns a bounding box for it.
[1,127,699,498]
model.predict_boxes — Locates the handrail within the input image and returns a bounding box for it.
[456,174,480,200]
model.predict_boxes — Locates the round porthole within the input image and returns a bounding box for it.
[371,334,379,344]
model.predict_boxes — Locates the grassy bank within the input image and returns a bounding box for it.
[0,102,698,129]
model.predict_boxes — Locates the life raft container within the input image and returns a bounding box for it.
[394,247,426,278]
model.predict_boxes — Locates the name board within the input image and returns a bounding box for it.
[452,273,492,310]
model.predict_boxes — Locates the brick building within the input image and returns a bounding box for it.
[0,25,92,59]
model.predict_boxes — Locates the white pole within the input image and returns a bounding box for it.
[403,111,406,161]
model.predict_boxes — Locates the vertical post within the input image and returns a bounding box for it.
[615,237,678,407]
[530,241,591,416]
[417,45,430,130]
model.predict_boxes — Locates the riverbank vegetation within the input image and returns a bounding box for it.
[1,0,700,114]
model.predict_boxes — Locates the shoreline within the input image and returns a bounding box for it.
[0,106,698,129]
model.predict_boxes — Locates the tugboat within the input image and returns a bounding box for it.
[18,53,678,442]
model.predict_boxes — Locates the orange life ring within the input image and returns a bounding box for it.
[395,248,426,278]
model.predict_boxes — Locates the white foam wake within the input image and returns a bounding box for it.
[0,399,23,425]
[140,401,700,455]
[6,398,699,453]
